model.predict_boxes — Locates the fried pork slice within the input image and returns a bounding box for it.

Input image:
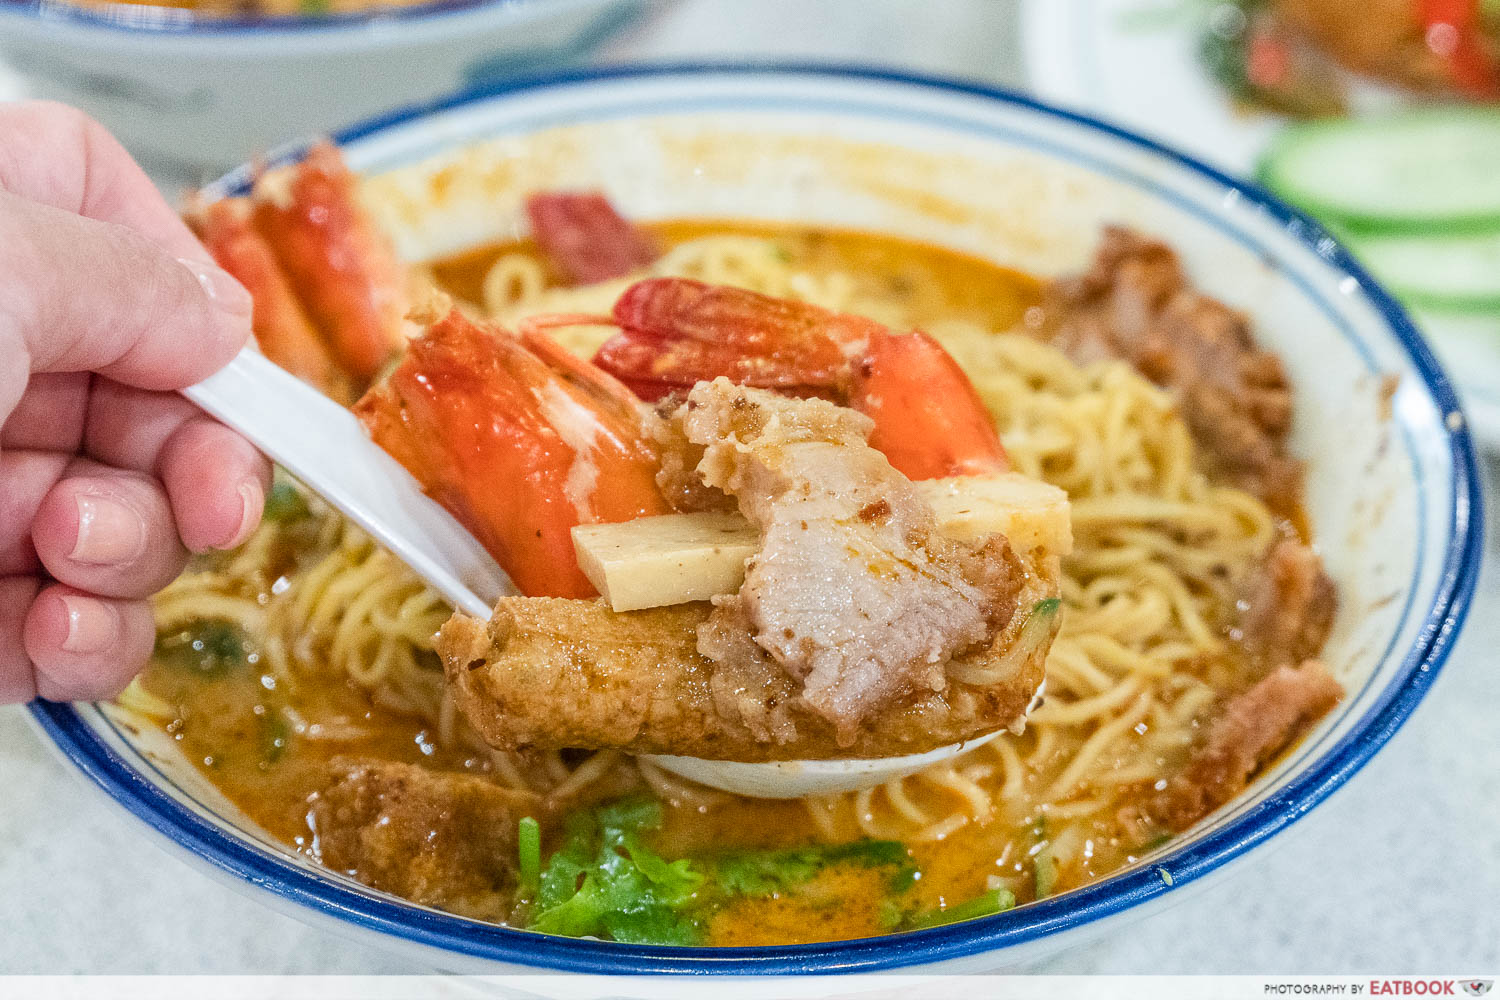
[1151,661,1342,831]
[439,584,1056,761]
[306,758,538,918]
[1235,536,1338,672]
[1042,226,1300,507]
[646,395,734,514]
[525,192,659,286]
[678,379,1024,744]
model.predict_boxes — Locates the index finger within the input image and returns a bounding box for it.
[0,192,251,393]
[0,101,207,264]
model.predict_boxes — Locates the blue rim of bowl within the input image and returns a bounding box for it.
[29,63,1484,974]
[0,0,595,36]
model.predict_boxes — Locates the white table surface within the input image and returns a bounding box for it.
[1,0,1497,975]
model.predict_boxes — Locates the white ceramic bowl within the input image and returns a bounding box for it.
[30,65,1483,974]
[0,0,642,172]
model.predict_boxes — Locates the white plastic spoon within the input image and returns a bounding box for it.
[644,677,1046,800]
[182,351,1039,798]
[182,350,513,619]
[643,742,1010,800]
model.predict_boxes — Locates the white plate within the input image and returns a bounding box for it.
[1021,0,1500,446]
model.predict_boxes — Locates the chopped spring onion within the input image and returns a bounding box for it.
[1034,850,1059,899]
[904,888,1017,931]
[517,816,541,901]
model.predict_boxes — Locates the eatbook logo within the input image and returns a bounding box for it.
[1461,982,1493,997]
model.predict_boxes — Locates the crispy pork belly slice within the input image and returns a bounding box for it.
[1042,227,1301,508]
[438,557,1058,762]
[525,191,659,286]
[677,379,1025,744]
[306,758,538,917]
[1235,536,1338,672]
[1151,661,1342,831]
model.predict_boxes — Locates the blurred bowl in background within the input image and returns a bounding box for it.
[0,0,645,174]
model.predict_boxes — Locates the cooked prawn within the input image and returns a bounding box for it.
[191,197,347,400]
[196,142,408,400]
[251,142,409,382]
[592,277,1009,480]
[204,148,1008,594]
[353,308,669,599]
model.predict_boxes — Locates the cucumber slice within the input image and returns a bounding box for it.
[1259,109,1500,230]
[1344,228,1500,310]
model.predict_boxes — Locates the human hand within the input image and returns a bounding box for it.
[1,101,271,704]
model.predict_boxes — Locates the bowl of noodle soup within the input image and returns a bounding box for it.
[30,65,1481,972]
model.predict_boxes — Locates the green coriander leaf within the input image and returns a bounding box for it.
[595,796,663,835]
[526,798,707,945]
[262,481,311,523]
[603,908,701,946]
[154,621,247,676]
[713,839,916,898]
[259,709,291,764]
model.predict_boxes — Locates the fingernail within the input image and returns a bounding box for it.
[216,479,262,551]
[178,256,253,318]
[60,595,121,655]
[71,494,147,565]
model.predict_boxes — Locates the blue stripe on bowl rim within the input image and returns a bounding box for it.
[0,0,605,36]
[29,63,1484,974]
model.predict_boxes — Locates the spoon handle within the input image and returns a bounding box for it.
[182,350,510,618]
